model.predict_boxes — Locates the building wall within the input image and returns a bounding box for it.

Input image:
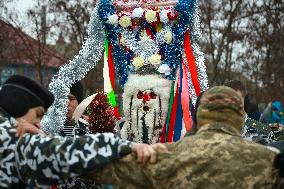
[0,64,57,88]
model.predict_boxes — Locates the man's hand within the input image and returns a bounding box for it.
[132,143,168,165]
[16,119,45,137]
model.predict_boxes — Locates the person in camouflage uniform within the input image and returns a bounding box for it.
[0,75,163,189]
[87,86,284,189]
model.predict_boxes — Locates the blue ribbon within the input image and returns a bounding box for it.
[173,61,183,141]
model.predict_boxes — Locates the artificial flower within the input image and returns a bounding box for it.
[145,10,157,23]
[157,64,171,75]
[167,10,179,20]
[149,54,161,65]
[159,10,169,23]
[107,14,118,25]
[133,56,144,69]
[132,20,140,27]
[131,7,144,18]
[119,15,132,28]
[120,35,126,46]
[165,30,173,44]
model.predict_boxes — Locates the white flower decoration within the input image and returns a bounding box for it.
[165,30,173,44]
[133,56,144,69]
[159,10,169,23]
[145,10,157,23]
[107,14,118,25]
[132,7,144,18]
[119,15,132,28]
[120,36,126,46]
[157,64,171,75]
[149,54,161,65]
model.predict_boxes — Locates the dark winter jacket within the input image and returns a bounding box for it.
[0,107,132,188]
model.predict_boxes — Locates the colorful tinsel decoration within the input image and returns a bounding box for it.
[98,0,198,84]
[43,0,209,139]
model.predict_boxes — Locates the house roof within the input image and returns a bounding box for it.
[0,19,68,68]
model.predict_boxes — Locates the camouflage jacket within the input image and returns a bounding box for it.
[90,123,282,189]
[58,119,105,189]
[0,108,132,188]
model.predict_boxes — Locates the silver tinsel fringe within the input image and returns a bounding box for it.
[183,5,209,106]
[192,41,209,92]
[41,7,105,135]
[183,52,198,106]
[190,5,209,95]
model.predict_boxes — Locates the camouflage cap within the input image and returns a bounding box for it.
[197,86,245,131]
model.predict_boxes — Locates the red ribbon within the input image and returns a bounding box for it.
[181,60,192,132]
[108,43,115,88]
[113,107,120,119]
[160,122,166,143]
[184,30,201,96]
[108,43,121,119]
[167,82,179,142]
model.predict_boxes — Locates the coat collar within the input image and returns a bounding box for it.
[0,107,17,126]
[197,122,241,137]
[0,107,11,119]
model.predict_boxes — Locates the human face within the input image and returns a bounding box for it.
[67,94,79,120]
[16,106,45,129]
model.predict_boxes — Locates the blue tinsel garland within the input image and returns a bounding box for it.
[98,0,197,85]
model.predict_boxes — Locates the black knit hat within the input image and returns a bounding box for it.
[0,75,54,118]
[70,81,83,103]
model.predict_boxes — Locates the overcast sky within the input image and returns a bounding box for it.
[9,0,35,10]
[1,0,36,36]
[1,0,62,44]
[4,0,35,18]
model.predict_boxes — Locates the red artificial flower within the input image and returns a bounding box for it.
[167,10,179,20]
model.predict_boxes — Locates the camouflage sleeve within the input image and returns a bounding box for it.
[15,133,132,188]
[86,154,152,189]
